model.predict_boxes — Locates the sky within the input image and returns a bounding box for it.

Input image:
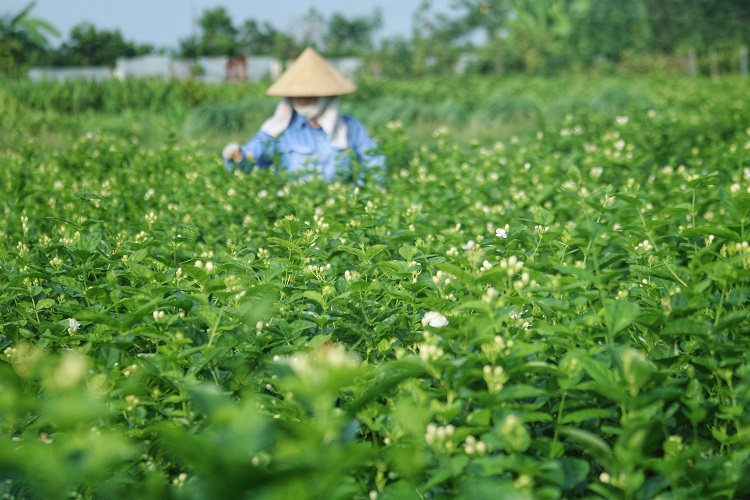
[4,0,453,50]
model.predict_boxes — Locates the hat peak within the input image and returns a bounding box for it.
[266,47,357,97]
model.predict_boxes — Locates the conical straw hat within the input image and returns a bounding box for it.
[266,47,357,97]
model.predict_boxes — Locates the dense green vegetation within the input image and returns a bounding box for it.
[1,76,750,498]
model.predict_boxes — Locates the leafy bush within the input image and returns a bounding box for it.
[183,98,277,137]
[1,76,750,499]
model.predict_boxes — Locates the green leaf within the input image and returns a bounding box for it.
[602,298,640,338]
[561,408,617,424]
[496,384,549,401]
[192,305,220,329]
[614,347,657,393]
[52,276,85,296]
[539,458,591,489]
[434,262,476,286]
[129,248,149,263]
[681,225,737,240]
[267,237,302,254]
[579,356,626,402]
[75,192,106,202]
[302,290,327,308]
[614,193,643,208]
[306,334,332,349]
[554,264,597,285]
[558,426,613,459]
[661,318,708,337]
[345,358,428,413]
[277,217,304,235]
[467,408,492,427]
[714,310,748,334]
[365,244,389,262]
[74,311,123,329]
[338,245,366,261]
[35,298,56,310]
[398,245,418,261]
[78,231,103,253]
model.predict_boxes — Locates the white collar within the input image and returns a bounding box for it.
[260,97,348,148]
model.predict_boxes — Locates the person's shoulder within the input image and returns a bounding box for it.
[341,113,363,124]
[341,114,367,131]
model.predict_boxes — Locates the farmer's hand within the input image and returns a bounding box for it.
[222,143,243,162]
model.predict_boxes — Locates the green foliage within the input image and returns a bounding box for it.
[324,9,383,56]
[0,1,60,74]
[184,98,277,137]
[1,76,750,498]
[48,22,153,67]
[179,7,240,58]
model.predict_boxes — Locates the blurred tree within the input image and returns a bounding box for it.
[441,0,654,74]
[237,20,277,55]
[0,1,59,73]
[49,22,152,67]
[644,0,750,53]
[570,0,651,69]
[508,0,578,74]
[448,0,513,75]
[272,31,302,68]
[179,7,238,57]
[412,0,463,75]
[324,9,383,56]
[295,7,326,50]
[371,36,414,78]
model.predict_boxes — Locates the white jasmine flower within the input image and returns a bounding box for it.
[68,318,81,333]
[422,311,449,328]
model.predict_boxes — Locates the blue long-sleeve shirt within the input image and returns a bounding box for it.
[224,112,386,182]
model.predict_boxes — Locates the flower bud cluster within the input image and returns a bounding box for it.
[481,287,499,305]
[463,435,488,455]
[425,422,455,450]
[144,211,157,226]
[125,394,140,412]
[483,364,509,393]
[635,239,654,252]
[419,343,444,363]
[135,231,149,244]
[431,270,452,288]
[481,335,513,363]
[499,256,524,277]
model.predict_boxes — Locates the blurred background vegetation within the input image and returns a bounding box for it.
[3,74,746,155]
[2,0,749,78]
[2,1,749,155]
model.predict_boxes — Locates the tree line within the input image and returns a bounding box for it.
[2,0,749,77]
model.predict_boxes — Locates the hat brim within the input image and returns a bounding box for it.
[266,47,357,97]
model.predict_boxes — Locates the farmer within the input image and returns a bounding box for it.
[222,47,386,182]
